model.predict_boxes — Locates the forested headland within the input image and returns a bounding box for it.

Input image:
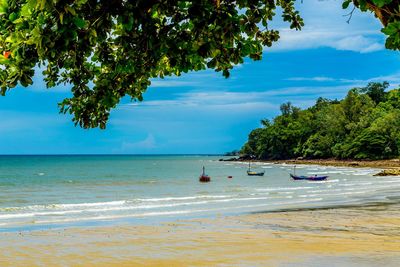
[241,82,400,160]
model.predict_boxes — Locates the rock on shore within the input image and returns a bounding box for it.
[373,169,400,176]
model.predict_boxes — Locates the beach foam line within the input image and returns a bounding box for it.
[0,196,296,220]
[24,198,326,225]
[339,181,400,188]
[256,186,313,192]
[306,184,399,194]
[9,196,400,227]
[135,195,233,202]
[306,179,339,184]
[0,195,235,212]
[298,190,370,198]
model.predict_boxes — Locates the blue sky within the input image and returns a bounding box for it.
[1,0,400,154]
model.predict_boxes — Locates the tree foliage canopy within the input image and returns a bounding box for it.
[0,0,399,128]
[241,82,400,160]
[0,0,304,128]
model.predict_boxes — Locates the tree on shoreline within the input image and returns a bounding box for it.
[0,1,399,128]
[241,82,400,160]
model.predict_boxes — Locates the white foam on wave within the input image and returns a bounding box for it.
[24,198,325,226]
[0,195,235,213]
[298,190,370,199]
[307,179,339,184]
[0,195,296,220]
[136,195,233,202]
[256,186,313,192]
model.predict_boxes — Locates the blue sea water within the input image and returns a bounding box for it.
[0,155,399,231]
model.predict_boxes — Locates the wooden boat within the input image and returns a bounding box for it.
[290,165,328,181]
[247,170,265,176]
[247,162,265,176]
[290,174,328,181]
[199,166,211,182]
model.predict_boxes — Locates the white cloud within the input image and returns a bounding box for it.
[286,72,400,88]
[150,80,197,88]
[270,28,384,53]
[122,84,357,113]
[120,134,157,151]
[126,91,277,110]
[287,76,336,82]
[267,0,385,53]
[333,35,383,53]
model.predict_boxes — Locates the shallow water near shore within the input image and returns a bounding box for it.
[1,203,399,266]
[0,155,399,231]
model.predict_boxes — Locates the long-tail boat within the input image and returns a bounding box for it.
[199,166,211,182]
[247,162,265,176]
[290,165,328,181]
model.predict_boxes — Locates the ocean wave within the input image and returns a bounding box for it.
[135,195,233,202]
[256,186,314,192]
[0,194,236,213]
[9,198,326,226]
[0,195,306,220]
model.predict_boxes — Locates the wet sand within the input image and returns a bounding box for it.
[1,204,400,266]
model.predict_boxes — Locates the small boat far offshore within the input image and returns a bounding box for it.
[247,170,265,176]
[290,165,328,181]
[247,162,265,176]
[290,173,328,181]
[199,166,211,182]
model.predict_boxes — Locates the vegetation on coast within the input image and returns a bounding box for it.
[241,82,400,161]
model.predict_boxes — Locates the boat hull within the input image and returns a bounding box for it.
[247,171,265,176]
[199,175,211,182]
[290,174,328,181]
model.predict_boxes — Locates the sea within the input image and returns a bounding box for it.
[0,155,399,232]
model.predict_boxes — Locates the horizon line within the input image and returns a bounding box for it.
[0,153,227,156]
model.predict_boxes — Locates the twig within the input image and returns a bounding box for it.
[344,6,356,24]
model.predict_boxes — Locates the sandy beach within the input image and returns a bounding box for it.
[1,203,400,267]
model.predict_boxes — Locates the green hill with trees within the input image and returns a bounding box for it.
[241,82,400,160]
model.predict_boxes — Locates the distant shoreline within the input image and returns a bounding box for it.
[266,158,400,169]
[0,154,224,157]
[222,157,400,172]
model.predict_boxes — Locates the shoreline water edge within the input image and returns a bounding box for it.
[1,203,400,266]
[221,157,400,175]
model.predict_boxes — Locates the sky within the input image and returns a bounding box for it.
[1,0,400,155]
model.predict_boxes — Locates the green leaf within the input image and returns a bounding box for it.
[0,0,8,15]
[0,56,8,65]
[151,10,159,19]
[382,22,400,36]
[65,6,76,16]
[371,0,392,7]
[8,12,18,22]
[342,0,351,9]
[73,17,86,29]
[21,0,36,17]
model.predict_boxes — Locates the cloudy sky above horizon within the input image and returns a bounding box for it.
[1,0,400,154]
